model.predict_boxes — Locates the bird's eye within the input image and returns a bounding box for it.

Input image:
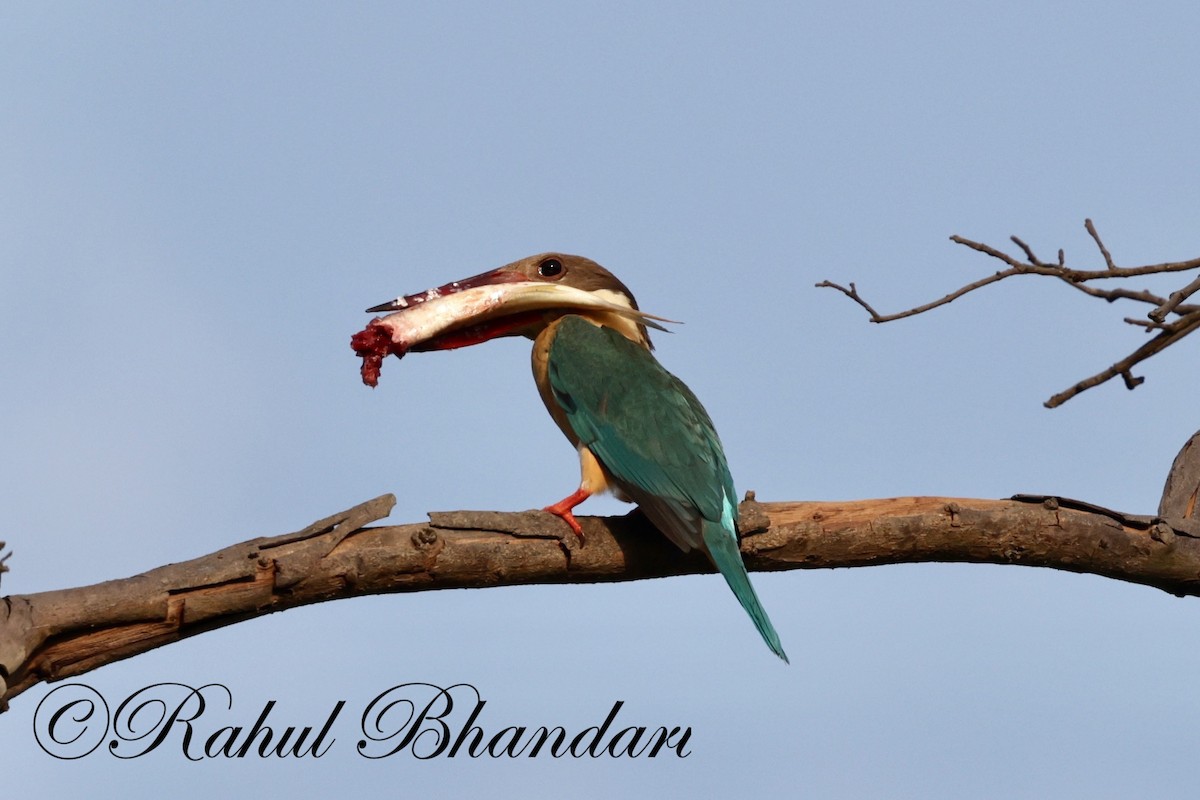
[538,258,564,278]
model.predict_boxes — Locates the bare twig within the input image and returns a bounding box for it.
[1086,217,1118,271]
[820,219,1200,407]
[1150,273,1200,323]
[949,231,1200,281]
[815,269,1017,323]
[1044,313,1200,407]
[813,281,885,321]
[1124,317,1172,331]
[1056,279,1173,308]
[1010,235,1044,266]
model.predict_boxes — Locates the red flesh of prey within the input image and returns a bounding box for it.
[350,311,545,388]
[350,321,401,388]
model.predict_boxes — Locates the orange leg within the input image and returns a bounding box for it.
[543,486,592,543]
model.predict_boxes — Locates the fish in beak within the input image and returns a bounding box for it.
[351,257,672,387]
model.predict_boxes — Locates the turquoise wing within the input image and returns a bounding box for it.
[547,315,787,661]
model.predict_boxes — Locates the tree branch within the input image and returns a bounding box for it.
[820,219,1200,406]
[4,490,1198,711]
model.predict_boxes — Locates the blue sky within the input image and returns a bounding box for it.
[4,2,1200,796]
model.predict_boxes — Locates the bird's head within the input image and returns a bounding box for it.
[353,253,673,386]
[366,253,657,347]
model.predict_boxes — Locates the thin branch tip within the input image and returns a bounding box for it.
[824,219,1200,406]
[1085,218,1118,271]
[816,279,883,322]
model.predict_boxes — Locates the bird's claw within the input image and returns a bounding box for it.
[542,486,594,546]
[541,503,587,546]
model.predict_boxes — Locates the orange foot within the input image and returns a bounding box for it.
[543,487,592,544]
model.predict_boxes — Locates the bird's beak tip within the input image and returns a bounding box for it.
[365,267,525,315]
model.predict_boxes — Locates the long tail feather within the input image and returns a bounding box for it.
[702,515,789,663]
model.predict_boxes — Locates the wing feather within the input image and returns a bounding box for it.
[546,316,735,551]
[546,316,788,661]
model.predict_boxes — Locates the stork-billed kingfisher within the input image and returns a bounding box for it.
[359,253,788,662]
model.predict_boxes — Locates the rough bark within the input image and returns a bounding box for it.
[2,491,1198,712]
